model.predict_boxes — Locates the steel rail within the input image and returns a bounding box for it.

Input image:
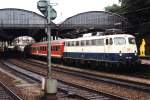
[0,80,23,100]
[1,60,126,100]
[23,59,150,92]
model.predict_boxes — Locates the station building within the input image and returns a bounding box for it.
[0,8,148,56]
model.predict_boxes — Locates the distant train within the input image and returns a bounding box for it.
[13,36,35,52]
[24,34,140,67]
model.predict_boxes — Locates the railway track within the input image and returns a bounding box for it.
[0,81,22,100]
[19,58,150,99]
[2,59,126,100]
[22,59,150,91]
[22,58,150,80]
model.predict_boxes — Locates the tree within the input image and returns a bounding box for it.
[105,0,150,34]
[105,4,122,13]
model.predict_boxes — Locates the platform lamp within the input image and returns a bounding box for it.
[37,0,57,96]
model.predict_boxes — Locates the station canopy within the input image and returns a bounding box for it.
[0,8,57,41]
[0,9,130,41]
[58,11,130,38]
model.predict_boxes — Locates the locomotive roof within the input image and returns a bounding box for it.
[64,34,135,41]
[32,34,135,45]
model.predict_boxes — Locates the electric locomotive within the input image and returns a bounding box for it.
[63,34,139,66]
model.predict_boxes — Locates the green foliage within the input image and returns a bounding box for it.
[121,0,150,12]
[122,0,150,33]
[105,4,122,13]
[105,0,150,34]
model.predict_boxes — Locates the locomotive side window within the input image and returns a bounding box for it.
[96,39,104,46]
[76,41,79,46]
[114,37,126,45]
[86,40,90,46]
[128,38,136,44]
[68,42,70,46]
[81,40,85,46]
[71,41,73,46]
[72,41,75,46]
[70,41,73,46]
[91,40,96,45]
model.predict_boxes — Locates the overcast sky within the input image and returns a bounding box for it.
[0,0,119,23]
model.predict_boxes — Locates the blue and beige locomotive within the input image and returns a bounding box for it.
[63,33,139,66]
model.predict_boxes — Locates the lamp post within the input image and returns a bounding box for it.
[37,0,57,96]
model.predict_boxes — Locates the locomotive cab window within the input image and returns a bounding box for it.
[128,38,136,44]
[114,37,126,45]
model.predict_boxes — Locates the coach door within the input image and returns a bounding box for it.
[105,38,113,59]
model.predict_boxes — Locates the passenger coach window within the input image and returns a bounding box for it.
[114,37,126,45]
[128,38,136,44]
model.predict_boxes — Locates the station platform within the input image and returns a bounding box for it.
[140,56,150,65]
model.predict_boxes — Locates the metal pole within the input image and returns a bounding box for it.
[38,0,58,95]
[47,1,51,79]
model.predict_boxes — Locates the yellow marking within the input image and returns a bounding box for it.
[140,38,146,57]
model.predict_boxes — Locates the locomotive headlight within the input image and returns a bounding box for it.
[119,51,122,56]
[134,51,137,56]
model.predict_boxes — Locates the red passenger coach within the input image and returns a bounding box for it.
[31,42,47,56]
[51,40,64,58]
[30,40,65,59]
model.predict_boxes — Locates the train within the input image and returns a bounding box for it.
[13,36,35,52]
[24,33,140,67]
